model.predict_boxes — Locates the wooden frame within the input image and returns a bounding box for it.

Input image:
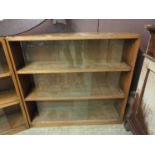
[126,56,155,134]
[126,25,155,134]
[0,38,29,134]
[6,33,140,127]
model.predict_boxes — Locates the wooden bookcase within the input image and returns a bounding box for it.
[6,33,140,126]
[0,38,29,134]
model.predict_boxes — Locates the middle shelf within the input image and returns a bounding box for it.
[21,72,125,101]
[17,61,131,74]
[25,85,124,101]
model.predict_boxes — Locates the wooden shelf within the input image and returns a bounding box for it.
[32,101,121,126]
[17,61,131,74]
[0,67,10,78]
[25,72,125,101]
[0,71,10,78]
[25,85,125,101]
[7,32,141,41]
[0,110,26,134]
[0,90,19,109]
[2,125,26,135]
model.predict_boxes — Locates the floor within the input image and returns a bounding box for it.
[17,124,132,135]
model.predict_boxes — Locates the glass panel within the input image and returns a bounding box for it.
[20,72,124,101]
[31,100,121,124]
[12,40,133,73]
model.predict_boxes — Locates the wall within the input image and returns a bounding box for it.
[0,19,44,36]
[1,19,155,52]
[21,19,155,51]
[99,19,155,51]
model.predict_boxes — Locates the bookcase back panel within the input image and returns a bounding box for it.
[9,39,137,75]
[19,72,123,100]
[28,100,121,124]
[20,40,124,63]
[32,72,120,89]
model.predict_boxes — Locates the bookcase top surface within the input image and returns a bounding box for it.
[7,32,141,41]
[0,38,5,42]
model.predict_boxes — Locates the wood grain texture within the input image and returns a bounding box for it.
[0,90,19,109]
[0,38,30,130]
[32,118,121,127]
[25,86,124,101]
[7,32,141,41]
[118,39,140,119]
[4,39,30,128]
[145,25,155,58]
[126,26,155,134]
[0,71,10,78]
[6,33,140,126]
[1,125,26,135]
[141,70,155,134]
[17,61,131,74]
[135,57,155,134]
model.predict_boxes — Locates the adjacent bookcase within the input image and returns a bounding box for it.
[0,38,29,134]
[6,33,140,126]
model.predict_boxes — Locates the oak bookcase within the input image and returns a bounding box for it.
[6,33,140,127]
[0,38,29,134]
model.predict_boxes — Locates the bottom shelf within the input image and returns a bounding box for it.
[31,100,122,126]
[0,107,26,134]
